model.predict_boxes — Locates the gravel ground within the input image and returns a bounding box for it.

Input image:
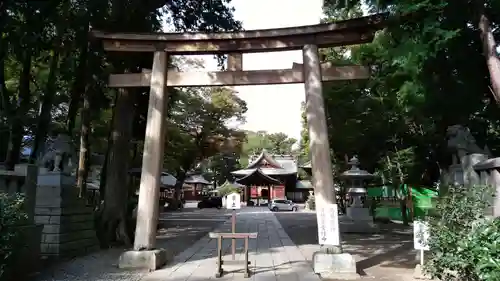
[32,208,231,281]
[274,211,417,281]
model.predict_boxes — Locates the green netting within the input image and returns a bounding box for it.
[367,184,438,221]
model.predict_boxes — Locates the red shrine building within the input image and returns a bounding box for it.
[231,150,311,204]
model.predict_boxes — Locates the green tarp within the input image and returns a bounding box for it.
[367,184,438,221]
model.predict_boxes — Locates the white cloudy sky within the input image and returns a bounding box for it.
[163,0,324,143]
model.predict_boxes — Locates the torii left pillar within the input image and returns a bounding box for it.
[118,51,172,271]
[303,44,360,280]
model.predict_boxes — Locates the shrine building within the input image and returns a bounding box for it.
[231,150,312,204]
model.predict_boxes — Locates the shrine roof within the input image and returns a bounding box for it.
[235,169,282,186]
[246,150,282,169]
[231,167,296,176]
[184,174,211,185]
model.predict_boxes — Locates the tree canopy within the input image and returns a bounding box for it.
[296,0,500,186]
[0,0,244,246]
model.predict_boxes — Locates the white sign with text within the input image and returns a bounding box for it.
[413,220,430,250]
[226,192,241,210]
[316,203,340,246]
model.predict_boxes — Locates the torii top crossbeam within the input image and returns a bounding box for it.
[90,13,387,88]
[91,13,387,54]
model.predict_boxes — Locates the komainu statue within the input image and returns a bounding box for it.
[446,125,490,161]
[40,134,77,173]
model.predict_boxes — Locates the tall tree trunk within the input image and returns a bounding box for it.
[0,20,11,161]
[97,88,134,247]
[29,47,61,163]
[0,2,10,115]
[172,169,187,210]
[66,23,89,134]
[99,96,117,201]
[77,89,91,198]
[478,9,500,103]
[5,51,32,170]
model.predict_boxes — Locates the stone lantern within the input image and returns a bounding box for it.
[339,156,379,233]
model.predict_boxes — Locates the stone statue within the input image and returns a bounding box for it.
[445,125,491,186]
[40,134,77,173]
[446,125,490,161]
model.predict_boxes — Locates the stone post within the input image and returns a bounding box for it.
[227,53,243,71]
[303,44,360,280]
[303,44,336,210]
[119,51,171,271]
[474,158,500,217]
[490,169,500,217]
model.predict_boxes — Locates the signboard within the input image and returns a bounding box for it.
[316,203,340,246]
[226,192,241,210]
[413,220,430,250]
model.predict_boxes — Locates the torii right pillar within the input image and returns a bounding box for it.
[303,44,360,280]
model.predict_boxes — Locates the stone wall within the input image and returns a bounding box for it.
[35,173,99,259]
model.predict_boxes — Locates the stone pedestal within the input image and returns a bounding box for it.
[118,249,172,271]
[35,173,99,259]
[340,206,379,233]
[313,252,360,280]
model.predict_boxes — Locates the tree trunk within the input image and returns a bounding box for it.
[0,24,10,161]
[97,88,134,247]
[76,89,91,198]
[5,51,32,170]
[478,10,500,103]
[99,96,117,201]
[174,169,187,201]
[0,14,10,115]
[29,47,61,163]
[66,24,89,134]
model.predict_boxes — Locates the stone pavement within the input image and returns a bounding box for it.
[143,207,320,281]
[275,212,418,281]
[33,208,231,281]
[34,207,320,281]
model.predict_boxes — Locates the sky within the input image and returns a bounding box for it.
[163,0,324,143]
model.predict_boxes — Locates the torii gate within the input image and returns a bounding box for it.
[91,13,386,270]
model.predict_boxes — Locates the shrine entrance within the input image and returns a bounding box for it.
[91,13,386,266]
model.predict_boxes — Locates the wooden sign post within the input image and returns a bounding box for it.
[226,192,241,260]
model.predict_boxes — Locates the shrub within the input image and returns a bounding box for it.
[217,185,240,197]
[424,184,500,281]
[0,192,28,280]
[306,193,315,210]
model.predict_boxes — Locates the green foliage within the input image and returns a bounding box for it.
[305,193,316,210]
[298,102,310,163]
[0,192,28,280]
[240,131,297,167]
[424,184,499,281]
[217,184,241,197]
[320,0,500,186]
[163,86,247,175]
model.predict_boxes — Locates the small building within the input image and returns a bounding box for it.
[183,174,211,200]
[232,150,309,203]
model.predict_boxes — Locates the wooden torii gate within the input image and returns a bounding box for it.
[91,13,386,270]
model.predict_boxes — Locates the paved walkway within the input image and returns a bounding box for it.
[35,207,319,281]
[143,207,320,281]
[34,208,231,281]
